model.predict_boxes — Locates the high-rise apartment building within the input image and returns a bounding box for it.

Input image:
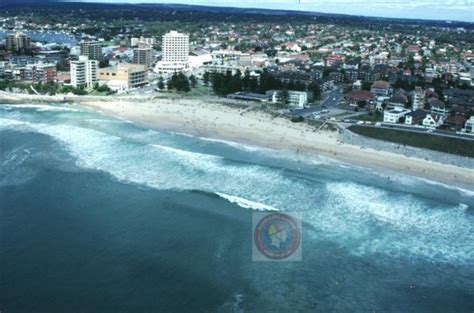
[412,86,425,111]
[70,56,98,88]
[162,31,189,63]
[6,32,31,52]
[155,31,189,73]
[133,47,154,69]
[80,41,102,61]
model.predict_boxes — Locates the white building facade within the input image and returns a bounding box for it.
[270,90,308,108]
[464,116,474,133]
[383,108,410,123]
[155,31,190,74]
[70,56,98,88]
[423,114,444,128]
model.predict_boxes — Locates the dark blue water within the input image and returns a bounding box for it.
[1,104,473,312]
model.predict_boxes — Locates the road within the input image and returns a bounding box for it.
[321,91,345,108]
[288,91,344,116]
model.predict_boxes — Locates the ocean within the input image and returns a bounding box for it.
[0,103,473,313]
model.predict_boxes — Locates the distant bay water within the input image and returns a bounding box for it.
[0,103,473,312]
[0,31,77,44]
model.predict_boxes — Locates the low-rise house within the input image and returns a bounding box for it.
[407,45,420,54]
[405,110,428,125]
[444,115,466,131]
[423,114,444,128]
[443,88,474,101]
[371,80,390,96]
[346,90,375,107]
[326,54,345,67]
[429,100,449,117]
[464,116,474,133]
[385,93,409,109]
[383,108,410,123]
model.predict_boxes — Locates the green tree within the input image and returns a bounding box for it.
[158,77,165,90]
[276,89,290,108]
[308,82,321,101]
[203,72,210,86]
[189,75,197,88]
[99,60,110,68]
[357,100,367,108]
[169,72,190,92]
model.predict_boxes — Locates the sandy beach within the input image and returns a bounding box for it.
[1,91,473,189]
[78,97,473,190]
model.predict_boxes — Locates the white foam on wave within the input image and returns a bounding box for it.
[150,143,225,173]
[1,104,80,112]
[197,136,263,152]
[0,116,292,203]
[2,116,473,264]
[309,181,474,264]
[0,117,27,128]
[415,175,474,197]
[216,192,279,211]
[370,166,474,197]
[170,130,264,153]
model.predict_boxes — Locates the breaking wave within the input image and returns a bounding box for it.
[1,116,473,264]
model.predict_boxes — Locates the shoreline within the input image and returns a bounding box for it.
[1,92,473,190]
[79,98,474,191]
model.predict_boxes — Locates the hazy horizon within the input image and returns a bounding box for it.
[76,0,474,22]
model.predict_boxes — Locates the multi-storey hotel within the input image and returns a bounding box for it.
[70,55,98,88]
[155,31,189,74]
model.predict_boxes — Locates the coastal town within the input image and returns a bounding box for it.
[1,2,474,313]
[1,3,474,153]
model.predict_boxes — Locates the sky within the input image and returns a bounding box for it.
[82,0,474,22]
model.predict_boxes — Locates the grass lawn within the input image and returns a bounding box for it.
[348,125,474,158]
[352,112,383,122]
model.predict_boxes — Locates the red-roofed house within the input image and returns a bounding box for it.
[407,45,420,54]
[285,42,301,52]
[326,54,345,67]
[346,90,375,106]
